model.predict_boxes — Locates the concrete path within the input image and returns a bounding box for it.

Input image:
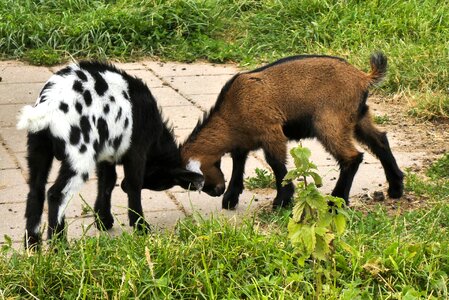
[0,60,420,249]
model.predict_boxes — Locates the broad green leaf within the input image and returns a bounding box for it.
[314,236,330,260]
[292,203,305,223]
[309,171,323,187]
[334,213,346,235]
[300,224,316,255]
[288,220,303,246]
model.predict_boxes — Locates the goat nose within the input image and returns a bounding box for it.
[215,185,225,196]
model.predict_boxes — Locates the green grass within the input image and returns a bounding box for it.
[1,160,449,299]
[244,168,276,190]
[1,0,448,119]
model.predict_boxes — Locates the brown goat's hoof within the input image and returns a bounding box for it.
[222,192,239,210]
[388,184,404,199]
[272,198,292,209]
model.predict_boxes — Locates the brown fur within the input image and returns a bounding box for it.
[181,53,403,207]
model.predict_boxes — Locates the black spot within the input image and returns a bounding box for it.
[122,90,129,100]
[91,115,96,125]
[82,173,89,182]
[103,104,110,114]
[83,90,92,106]
[112,135,123,150]
[93,140,99,152]
[93,73,108,96]
[39,95,47,103]
[56,67,72,77]
[75,70,88,82]
[73,80,84,93]
[97,117,109,148]
[79,144,87,153]
[40,82,54,96]
[115,107,122,122]
[109,96,115,102]
[80,116,91,143]
[75,102,83,114]
[69,126,81,145]
[124,118,129,129]
[59,102,69,113]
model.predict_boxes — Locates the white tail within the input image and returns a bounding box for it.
[17,104,52,133]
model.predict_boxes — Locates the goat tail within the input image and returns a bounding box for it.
[17,104,52,133]
[368,51,387,86]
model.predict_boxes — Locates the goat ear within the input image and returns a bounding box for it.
[172,168,204,191]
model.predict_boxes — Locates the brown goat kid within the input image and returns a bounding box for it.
[181,52,404,208]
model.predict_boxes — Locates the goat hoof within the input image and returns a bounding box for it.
[272,197,292,209]
[24,234,40,250]
[132,219,151,233]
[222,192,239,210]
[388,183,403,199]
[95,213,114,231]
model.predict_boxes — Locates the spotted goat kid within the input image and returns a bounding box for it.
[17,61,204,248]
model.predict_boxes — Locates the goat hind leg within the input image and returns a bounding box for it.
[222,149,249,210]
[355,113,404,198]
[94,162,117,230]
[24,131,54,249]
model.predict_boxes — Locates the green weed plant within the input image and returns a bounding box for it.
[283,145,348,298]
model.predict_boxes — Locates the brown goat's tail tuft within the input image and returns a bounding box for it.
[368,51,387,86]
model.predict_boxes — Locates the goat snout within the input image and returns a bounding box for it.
[203,184,225,197]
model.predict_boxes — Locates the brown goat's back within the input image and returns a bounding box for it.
[219,55,376,135]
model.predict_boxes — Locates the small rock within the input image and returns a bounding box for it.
[373,191,385,201]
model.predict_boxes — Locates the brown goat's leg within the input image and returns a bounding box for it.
[331,152,364,204]
[262,131,295,209]
[316,121,363,204]
[223,148,250,210]
[355,114,404,198]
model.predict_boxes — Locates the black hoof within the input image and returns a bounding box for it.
[24,234,40,250]
[222,191,240,210]
[388,183,404,199]
[272,197,292,209]
[95,213,114,230]
[132,218,151,233]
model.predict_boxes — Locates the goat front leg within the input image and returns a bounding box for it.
[222,148,250,210]
[94,162,117,230]
[122,154,150,232]
[264,151,295,208]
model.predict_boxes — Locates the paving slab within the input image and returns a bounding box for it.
[0,82,43,105]
[0,143,16,170]
[0,61,53,83]
[168,75,234,96]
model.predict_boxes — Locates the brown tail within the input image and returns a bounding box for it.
[368,52,387,86]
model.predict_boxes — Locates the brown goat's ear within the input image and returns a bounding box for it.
[172,168,205,191]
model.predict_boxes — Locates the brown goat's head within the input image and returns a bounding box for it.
[184,157,225,197]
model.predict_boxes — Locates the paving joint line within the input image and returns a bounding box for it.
[0,132,27,181]
[143,64,206,112]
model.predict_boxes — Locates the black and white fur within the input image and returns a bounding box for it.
[17,61,204,248]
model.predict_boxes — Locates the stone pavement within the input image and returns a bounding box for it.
[0,59,421,249]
